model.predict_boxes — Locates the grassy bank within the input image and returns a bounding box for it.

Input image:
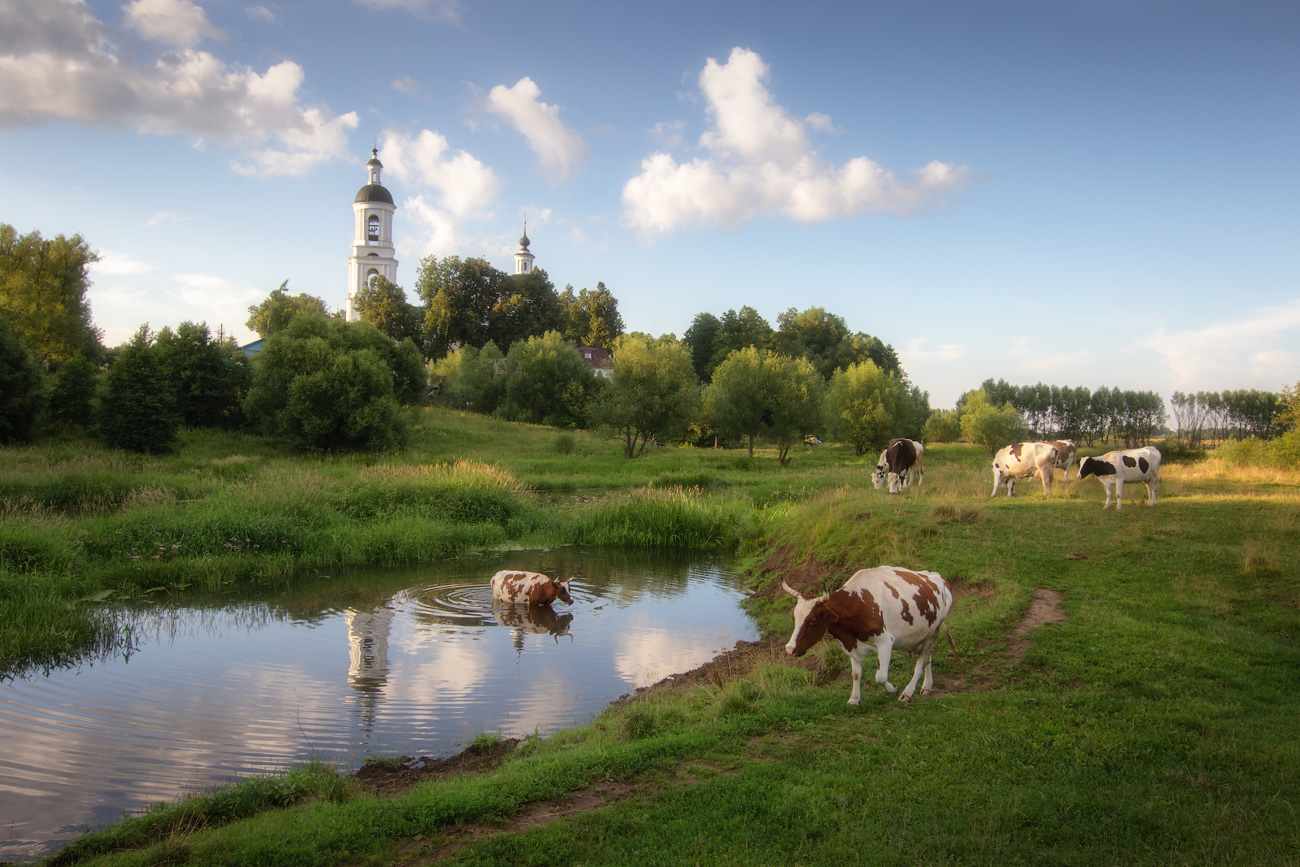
[5,412,1300,864]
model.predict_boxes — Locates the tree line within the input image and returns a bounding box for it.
[1169,389,1286,443]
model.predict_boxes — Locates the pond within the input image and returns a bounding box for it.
[0,547,759,861]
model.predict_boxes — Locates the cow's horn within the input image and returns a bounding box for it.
[780,579,801,598]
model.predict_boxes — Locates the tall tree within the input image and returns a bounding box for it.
[709,306,774,377]
[47,352,98,427]
[245,281,332,338]
[499,331,594,427]
[96,326,179,453]
[489,268,563,352]
[154,321,251,429]
[590,334,700,457]
[354,275,422,347]
[827,360,909,456]
[0,224,102,364]
[417,255,505,358]
[764,354,826,466]
[703,346,772,457]
[683,312,722,382]
[560,282,624,349]
[0,315,46,443]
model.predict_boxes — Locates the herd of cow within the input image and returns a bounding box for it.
[875,437,1163,510]
[493,437,1164,709]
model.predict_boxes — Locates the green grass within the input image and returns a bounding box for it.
[5,414,1300,865]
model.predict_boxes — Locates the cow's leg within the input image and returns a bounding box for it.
[1114,478,1124,510]
[847,650,864,706]
[1147,478,1159,506]
[990,469,1001,498]
[873,635,896,694]
[900,636,937,702]
[1007,477,1017,497]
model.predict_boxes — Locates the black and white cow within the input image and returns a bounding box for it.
[872,439,925,494]
[1076,447,1162,509]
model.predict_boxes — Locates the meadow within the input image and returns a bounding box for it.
[2,407,1298,865]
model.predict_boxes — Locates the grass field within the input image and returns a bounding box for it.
[4,409,1299,865]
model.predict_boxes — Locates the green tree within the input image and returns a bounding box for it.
[154,322,251,429]
[354,276,422,347]
[765,354,826,466]
[417,255,505,358]
[47,352,98,427]
[243,314,414,451]
[924,408,962,443]
[960,390,1030,455]
[0,315,46,443]
[683,312,722,382]
[590,334,700,457]
[96,326,179,453]
[499,332,594,427]
[826,360,907,456]
[0,224,102,364]
[488,268,563,352]
[432,342,506,413]
[245,281,332,338]
[709,306,774,376]
[703,346,772,457]
[559,282,624,349]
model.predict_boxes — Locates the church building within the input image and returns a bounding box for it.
[346,148,398,322]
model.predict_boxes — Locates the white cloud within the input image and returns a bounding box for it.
[246,6,275,23]
[899,337,966,364]
[485,77,586,185]
[0,1,357,177]
[146,211,185,225]
[91,250,153,275]
[391,75,422,96]
[123,0,225,49]
[378,128,502,258]
[622,47,970,238]
[1140,298,1300,391]
[805,112,836,134]
[1008,337,1093,377]
[354,0,462,23]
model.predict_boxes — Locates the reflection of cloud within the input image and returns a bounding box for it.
[1140,298,1300,390]
[614,623,733,688]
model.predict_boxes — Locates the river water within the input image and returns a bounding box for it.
[0,547,758,861]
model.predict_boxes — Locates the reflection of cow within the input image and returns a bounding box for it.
[495,604,574,644]
[490,570,573,606]
[782,566,955,704]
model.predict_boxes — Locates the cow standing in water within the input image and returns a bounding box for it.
[782,566,956,704]
[490,571,573,606]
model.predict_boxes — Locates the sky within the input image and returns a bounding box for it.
[1,0,1297,409]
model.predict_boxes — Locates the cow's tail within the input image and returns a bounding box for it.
[942,622,962,666]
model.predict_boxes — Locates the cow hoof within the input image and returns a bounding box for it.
[848,698,860,706]
[898,694,912,703]
[921,687,932,696]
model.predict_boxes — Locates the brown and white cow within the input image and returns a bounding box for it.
[872,438,925,494]
[1076,446,1162,509]
[782,566,955,704]
[490,570,573,606]
[991,441,1059,497]
[1045,439,1078,479]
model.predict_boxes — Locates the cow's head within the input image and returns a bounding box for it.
[871,463,887,489]
[781,580,834,656]
[553,579,573,605]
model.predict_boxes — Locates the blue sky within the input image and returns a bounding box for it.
[1,0,1296,408]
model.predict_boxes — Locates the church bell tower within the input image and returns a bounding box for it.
[346,148,398,321]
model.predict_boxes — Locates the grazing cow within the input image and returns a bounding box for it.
[1076,446,1162,509]
[991,441,1059,497]
[1046,439,1078,479]
[872,438,925,494]
[490,570,573,606]
[782,566,955,704]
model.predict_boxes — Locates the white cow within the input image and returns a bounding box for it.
[872,439,925,494]
[1076,446,1162,509]
[990,441,1059,497]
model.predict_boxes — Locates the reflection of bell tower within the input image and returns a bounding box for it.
[345,606,394,743]
[346,148,398,321]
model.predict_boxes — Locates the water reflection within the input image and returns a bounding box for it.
[0,548,756,862]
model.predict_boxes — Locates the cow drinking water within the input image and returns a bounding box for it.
[490,570,574,606]
[782,566,955,704]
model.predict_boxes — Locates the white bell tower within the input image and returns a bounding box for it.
[346,148,398,321]
[513,222,535,276]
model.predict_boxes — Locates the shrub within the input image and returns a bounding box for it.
[48,353,98,427]
[0,315,45,444]
[96,327,179,453]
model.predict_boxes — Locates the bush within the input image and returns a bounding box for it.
[0,315,45,444]
[48,353,98,427]
[1151,437,1206,464]
[96,327,179,453]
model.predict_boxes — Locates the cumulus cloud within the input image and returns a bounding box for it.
[899,337,966,364]
[123,0,225,49]
[622,47,970,238]
[378,128,503,257]
[354,0,462,23]
[485,77,586,185]
[91,250,153,275]
[0,0,357,177]
[1008,337,1094,377]
[246,6,275,23]
[1140,298,1300,390]
[391,75,422,96]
